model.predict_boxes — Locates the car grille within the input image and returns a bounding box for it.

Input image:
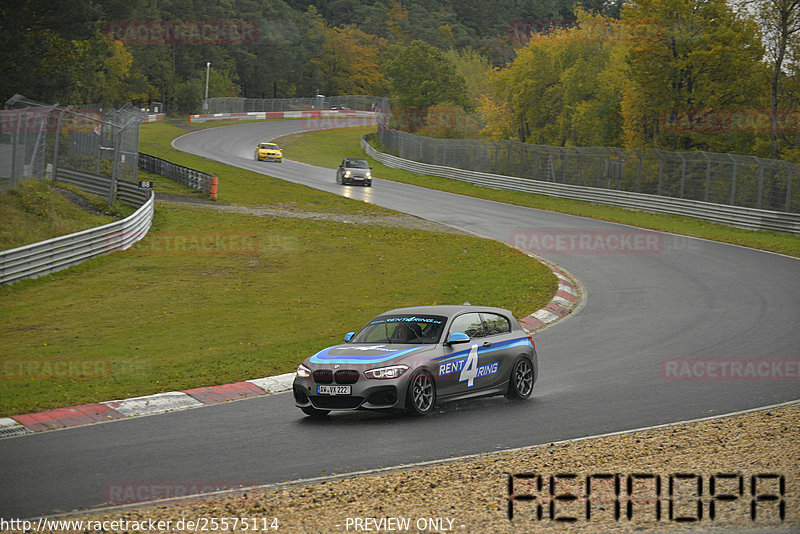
[311,396,364,409]
[313,369,333,383]
[334,369,360,384]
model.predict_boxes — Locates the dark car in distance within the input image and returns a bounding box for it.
[336,158,372,186]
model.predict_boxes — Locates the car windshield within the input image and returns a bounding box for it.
[260,143,278,149]
[350,314,447,344]
[345,159,369,168]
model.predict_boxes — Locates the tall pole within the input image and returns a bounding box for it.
[204,62,211,110]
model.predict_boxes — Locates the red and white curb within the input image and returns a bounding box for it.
[0,263,582,438]
[518,255,583,332]
[0,375,295,438]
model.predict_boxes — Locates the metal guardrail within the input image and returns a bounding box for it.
[138,153,217,199]
[362,136,800,235]
[0,170,154,285]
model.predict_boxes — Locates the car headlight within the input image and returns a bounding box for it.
[366,171,371,178]
[344,170,351,177]
[364,365,409,379]
[296,364,311,378]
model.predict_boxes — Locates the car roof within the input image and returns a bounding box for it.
[379,304,515,318]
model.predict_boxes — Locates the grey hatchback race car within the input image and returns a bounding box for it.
[336,158,372,186]
[293,305,537,416]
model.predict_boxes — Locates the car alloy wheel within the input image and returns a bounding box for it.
[506,357,534,400]
[407,371,435,415]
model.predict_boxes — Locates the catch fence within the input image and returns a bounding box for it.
[1,95,146,205]
[377,122,799,214]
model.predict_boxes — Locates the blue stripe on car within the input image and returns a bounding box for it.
[310,346,423,365]
[430,337,532,363]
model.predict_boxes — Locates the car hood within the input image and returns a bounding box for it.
[308,343,437,366]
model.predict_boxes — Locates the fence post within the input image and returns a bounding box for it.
[755,156,764,210]
[108,128,121,207]
[727,153,737,205]
[612,147,624,190]
[38,111,50,183]
[52,111,64,183]
[785,162,792,212]
[10,110,22,188]
[701,151,711,202]
[655,150,664,196]
[635,149,643,193]
[678,153,686,198]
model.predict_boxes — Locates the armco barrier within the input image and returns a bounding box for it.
[138,153,217,200]
[0,173,154,285]
[361,136,800,235]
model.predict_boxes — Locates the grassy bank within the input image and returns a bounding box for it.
[0,181,122,251]
[276,126,800,257]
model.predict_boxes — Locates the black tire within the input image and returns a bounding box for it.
[506,357,534,400]
[301,406,331,417]
[406,371,436,415]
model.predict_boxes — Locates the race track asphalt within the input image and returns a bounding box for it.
[1,119,797,519]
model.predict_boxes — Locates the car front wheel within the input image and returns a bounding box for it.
[506,357,534,400]
[406,371,436,415]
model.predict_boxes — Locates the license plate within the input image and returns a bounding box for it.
[317,385,351,395]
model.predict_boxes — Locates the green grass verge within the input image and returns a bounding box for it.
[0,181,123,251]
[0,121,557,417]
[275,126,800,258]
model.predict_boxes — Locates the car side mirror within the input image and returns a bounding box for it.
[344,332,355,342]
[447,332,470,345]
[369,166,373,169]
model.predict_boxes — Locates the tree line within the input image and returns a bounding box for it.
[2,0,797,161]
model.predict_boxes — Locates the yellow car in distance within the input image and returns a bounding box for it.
[255,142,283,162]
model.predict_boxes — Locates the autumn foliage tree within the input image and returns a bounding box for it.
[480,9,628,147]
[383,40,467,132]
[621,0,765,152]
[311,25,387,96]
